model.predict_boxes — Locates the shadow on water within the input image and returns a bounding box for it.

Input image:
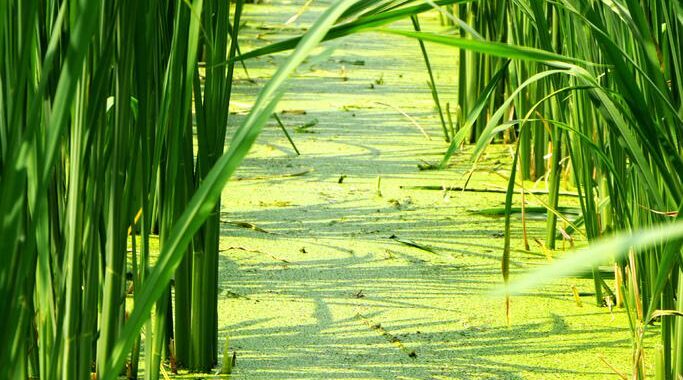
[216,249,630,378]
[210,1,635,378]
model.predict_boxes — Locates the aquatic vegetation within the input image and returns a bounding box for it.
[1,0,681,378]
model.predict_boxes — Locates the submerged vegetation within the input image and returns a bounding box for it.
[0,0,682,378]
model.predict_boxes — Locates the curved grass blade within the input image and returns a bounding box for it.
[500,220,683,296]
[470,69,566,162]
[380,30,597,66]
[410,14,449,142]
[236,0,467,62]
[439,60,510,168]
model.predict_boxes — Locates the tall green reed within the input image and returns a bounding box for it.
[7,0,680,378]
[386,0,683,377]
[0,0,362,378]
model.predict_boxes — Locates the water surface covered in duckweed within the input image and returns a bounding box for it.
[216,1,641,378]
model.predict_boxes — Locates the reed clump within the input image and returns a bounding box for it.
[2,0,681,379]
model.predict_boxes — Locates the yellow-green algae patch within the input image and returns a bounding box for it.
[213,1,645,378]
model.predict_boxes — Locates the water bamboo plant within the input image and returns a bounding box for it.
[3,0,682,379]
[383,1,683,378]
[0,0,369,378]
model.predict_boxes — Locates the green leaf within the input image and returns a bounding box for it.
[236,0,467,61]
[380,30,596,66]
[501,220,683,296]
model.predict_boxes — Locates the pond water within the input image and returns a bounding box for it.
[217,1,636,378]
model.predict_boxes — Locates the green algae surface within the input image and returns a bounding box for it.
[214,1,643,378]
